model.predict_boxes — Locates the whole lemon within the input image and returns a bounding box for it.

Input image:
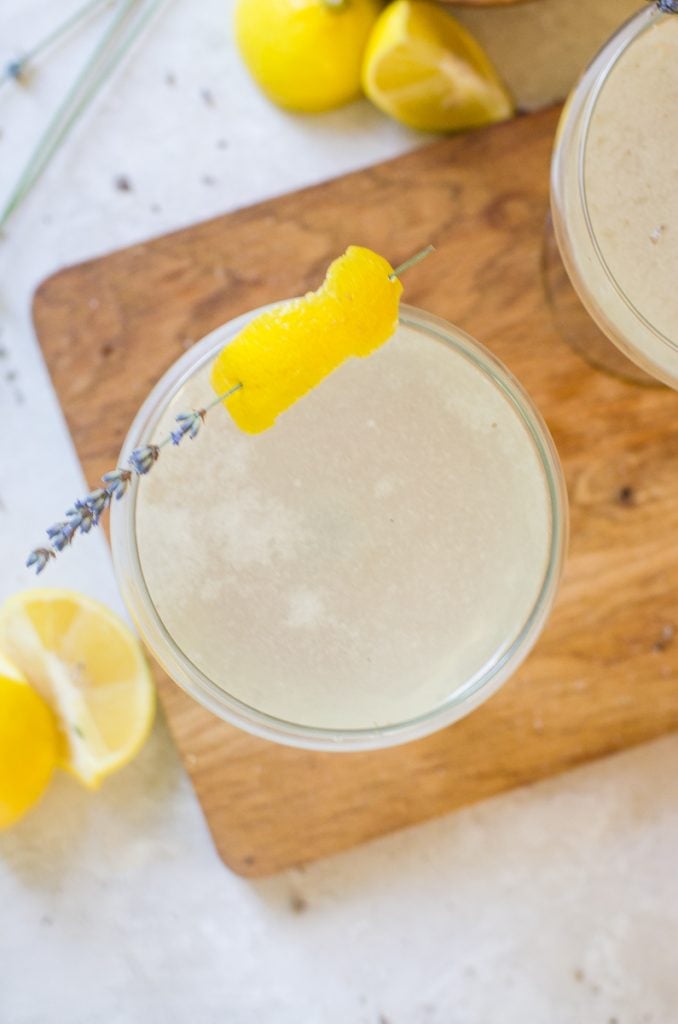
[235,0,383,113]
[0,651,58,828]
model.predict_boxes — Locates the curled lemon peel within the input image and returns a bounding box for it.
[210,246,403,434]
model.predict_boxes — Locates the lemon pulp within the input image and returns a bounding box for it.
[362,0,513,133]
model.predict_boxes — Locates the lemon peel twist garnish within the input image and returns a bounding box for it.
[210,245,412,434]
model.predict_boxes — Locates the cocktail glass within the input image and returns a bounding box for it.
[549,2,678,386]
[111,305,567,751]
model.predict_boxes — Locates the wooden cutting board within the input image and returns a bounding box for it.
[448,0,535,4]
[33,106,678,876]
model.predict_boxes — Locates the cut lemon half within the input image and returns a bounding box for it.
[0,590,154,789]
[362,0,514,133]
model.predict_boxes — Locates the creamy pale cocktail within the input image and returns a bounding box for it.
[111,306,566,750]
[551,5,678,386]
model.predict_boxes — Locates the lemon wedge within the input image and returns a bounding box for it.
[0,590,154,789]
[362,0,513,133]
[0,650,58,828]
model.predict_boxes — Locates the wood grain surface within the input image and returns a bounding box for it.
[33,106,678,876]
[444,0,534,5]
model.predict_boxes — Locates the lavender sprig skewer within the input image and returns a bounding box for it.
[0,0,115,92]
[27,244,436,574]
[26,383,242,574]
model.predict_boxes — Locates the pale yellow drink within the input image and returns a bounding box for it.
[551,7,678,385]
[119,309,565,747]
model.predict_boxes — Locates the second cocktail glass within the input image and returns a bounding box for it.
[550,2,678,387]
[111,305,567,751]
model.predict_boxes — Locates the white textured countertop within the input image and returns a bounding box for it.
[2,1,676,1021]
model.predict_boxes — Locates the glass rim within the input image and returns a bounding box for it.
[110,304,568,752]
